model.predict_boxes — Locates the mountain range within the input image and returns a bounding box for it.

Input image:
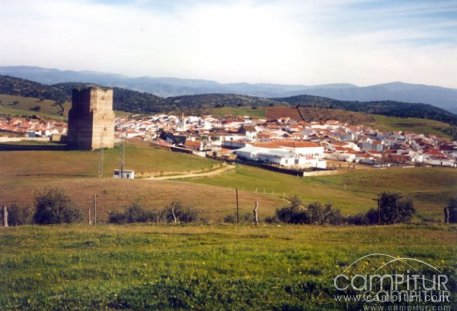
[1,66,456,113]
[1,74,457,129]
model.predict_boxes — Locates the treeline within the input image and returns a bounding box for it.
[0,75,67,103]
[265,193,416,225]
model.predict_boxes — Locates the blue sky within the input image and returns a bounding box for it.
[0,0,456,87]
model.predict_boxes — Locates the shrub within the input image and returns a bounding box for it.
[378,192,415,225]
[445,197,457,223]
[109,201,202,225]
[7,204,33,226]
[223,214,238,224]
[223,213,254,224]
[162,201,200,224]
[33,188,81,225]
[264,215,280,224]
[109,202,157,224]
[275,197,345,225]
[276,196,308,224]
[346,213,370,226]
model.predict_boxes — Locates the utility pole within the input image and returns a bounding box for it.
[120,136,125,179]
[235,188,239,224]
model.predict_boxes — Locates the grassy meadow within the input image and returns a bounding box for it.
[0,117,456,309]
[0,142,283,222]
[191,164,457,221]
[0,94,131,120]
[0,224,456,310]
[204,106,266,118]
[1,140,456,222]
[370,115,452,139]
[0,94,70,119]
[0,142,219,177]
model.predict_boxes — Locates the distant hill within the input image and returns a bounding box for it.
[1,74,457,127]
[53,82,168,113]
[0,66,456,113]
[0,75,67,103]
[275,94,457,126]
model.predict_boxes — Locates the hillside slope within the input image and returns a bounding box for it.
[1,75,457,127]
[1,66,456,113]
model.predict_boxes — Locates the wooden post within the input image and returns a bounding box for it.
[3,206,8,227]
[88,207,92,225]
[253,201,259,226]
[94,195,97,226]
[444,207,449,224]
[235,188,239,224]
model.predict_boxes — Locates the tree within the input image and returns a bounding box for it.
[378,192,415,224]
[276,196,308,224]
[33,188,81,224]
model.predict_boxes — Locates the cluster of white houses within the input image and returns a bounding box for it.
[115,114,457,169]
[0,117,67,138]
[1,113,455,170]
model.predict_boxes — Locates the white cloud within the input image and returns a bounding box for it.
[0,0,456,88]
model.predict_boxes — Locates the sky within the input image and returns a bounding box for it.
[1,0,457,88]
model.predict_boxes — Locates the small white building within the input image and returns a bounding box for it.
[113,169,135,179]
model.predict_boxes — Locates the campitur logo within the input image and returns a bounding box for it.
[333,253,451,309]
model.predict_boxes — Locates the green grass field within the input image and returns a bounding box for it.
[0,94,70,118]
[191,165,457,221]
[0,142,219,177]
[0,224,455,310]
[370,115,452,139]
[205,106,266,118]
[0,142,283,222]
[0,94,130,120]
[1,141,456,222]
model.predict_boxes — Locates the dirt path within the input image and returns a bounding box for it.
[145,165,236,180]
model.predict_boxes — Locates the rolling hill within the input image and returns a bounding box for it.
[1,65,456,113]
[1,74,457,128]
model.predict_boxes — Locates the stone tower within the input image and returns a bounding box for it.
[67,86,115,150]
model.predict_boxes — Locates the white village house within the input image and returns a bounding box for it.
[235,141,326,169]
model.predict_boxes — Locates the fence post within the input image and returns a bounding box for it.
[253,201,259,226]
[3,206,8,227]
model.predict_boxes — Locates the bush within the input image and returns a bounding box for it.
[162,201,201,224]
[446,197,457,223]
[276,196,308,224]
[223,214,238,224]
[8,204,33,226]
[109,201,202,224]
[346,194,415,225]
[109,202,157,224]
[275,197,345,225]
[223,213,254,224]
[378,192,415,225]
[33,188,81,225]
